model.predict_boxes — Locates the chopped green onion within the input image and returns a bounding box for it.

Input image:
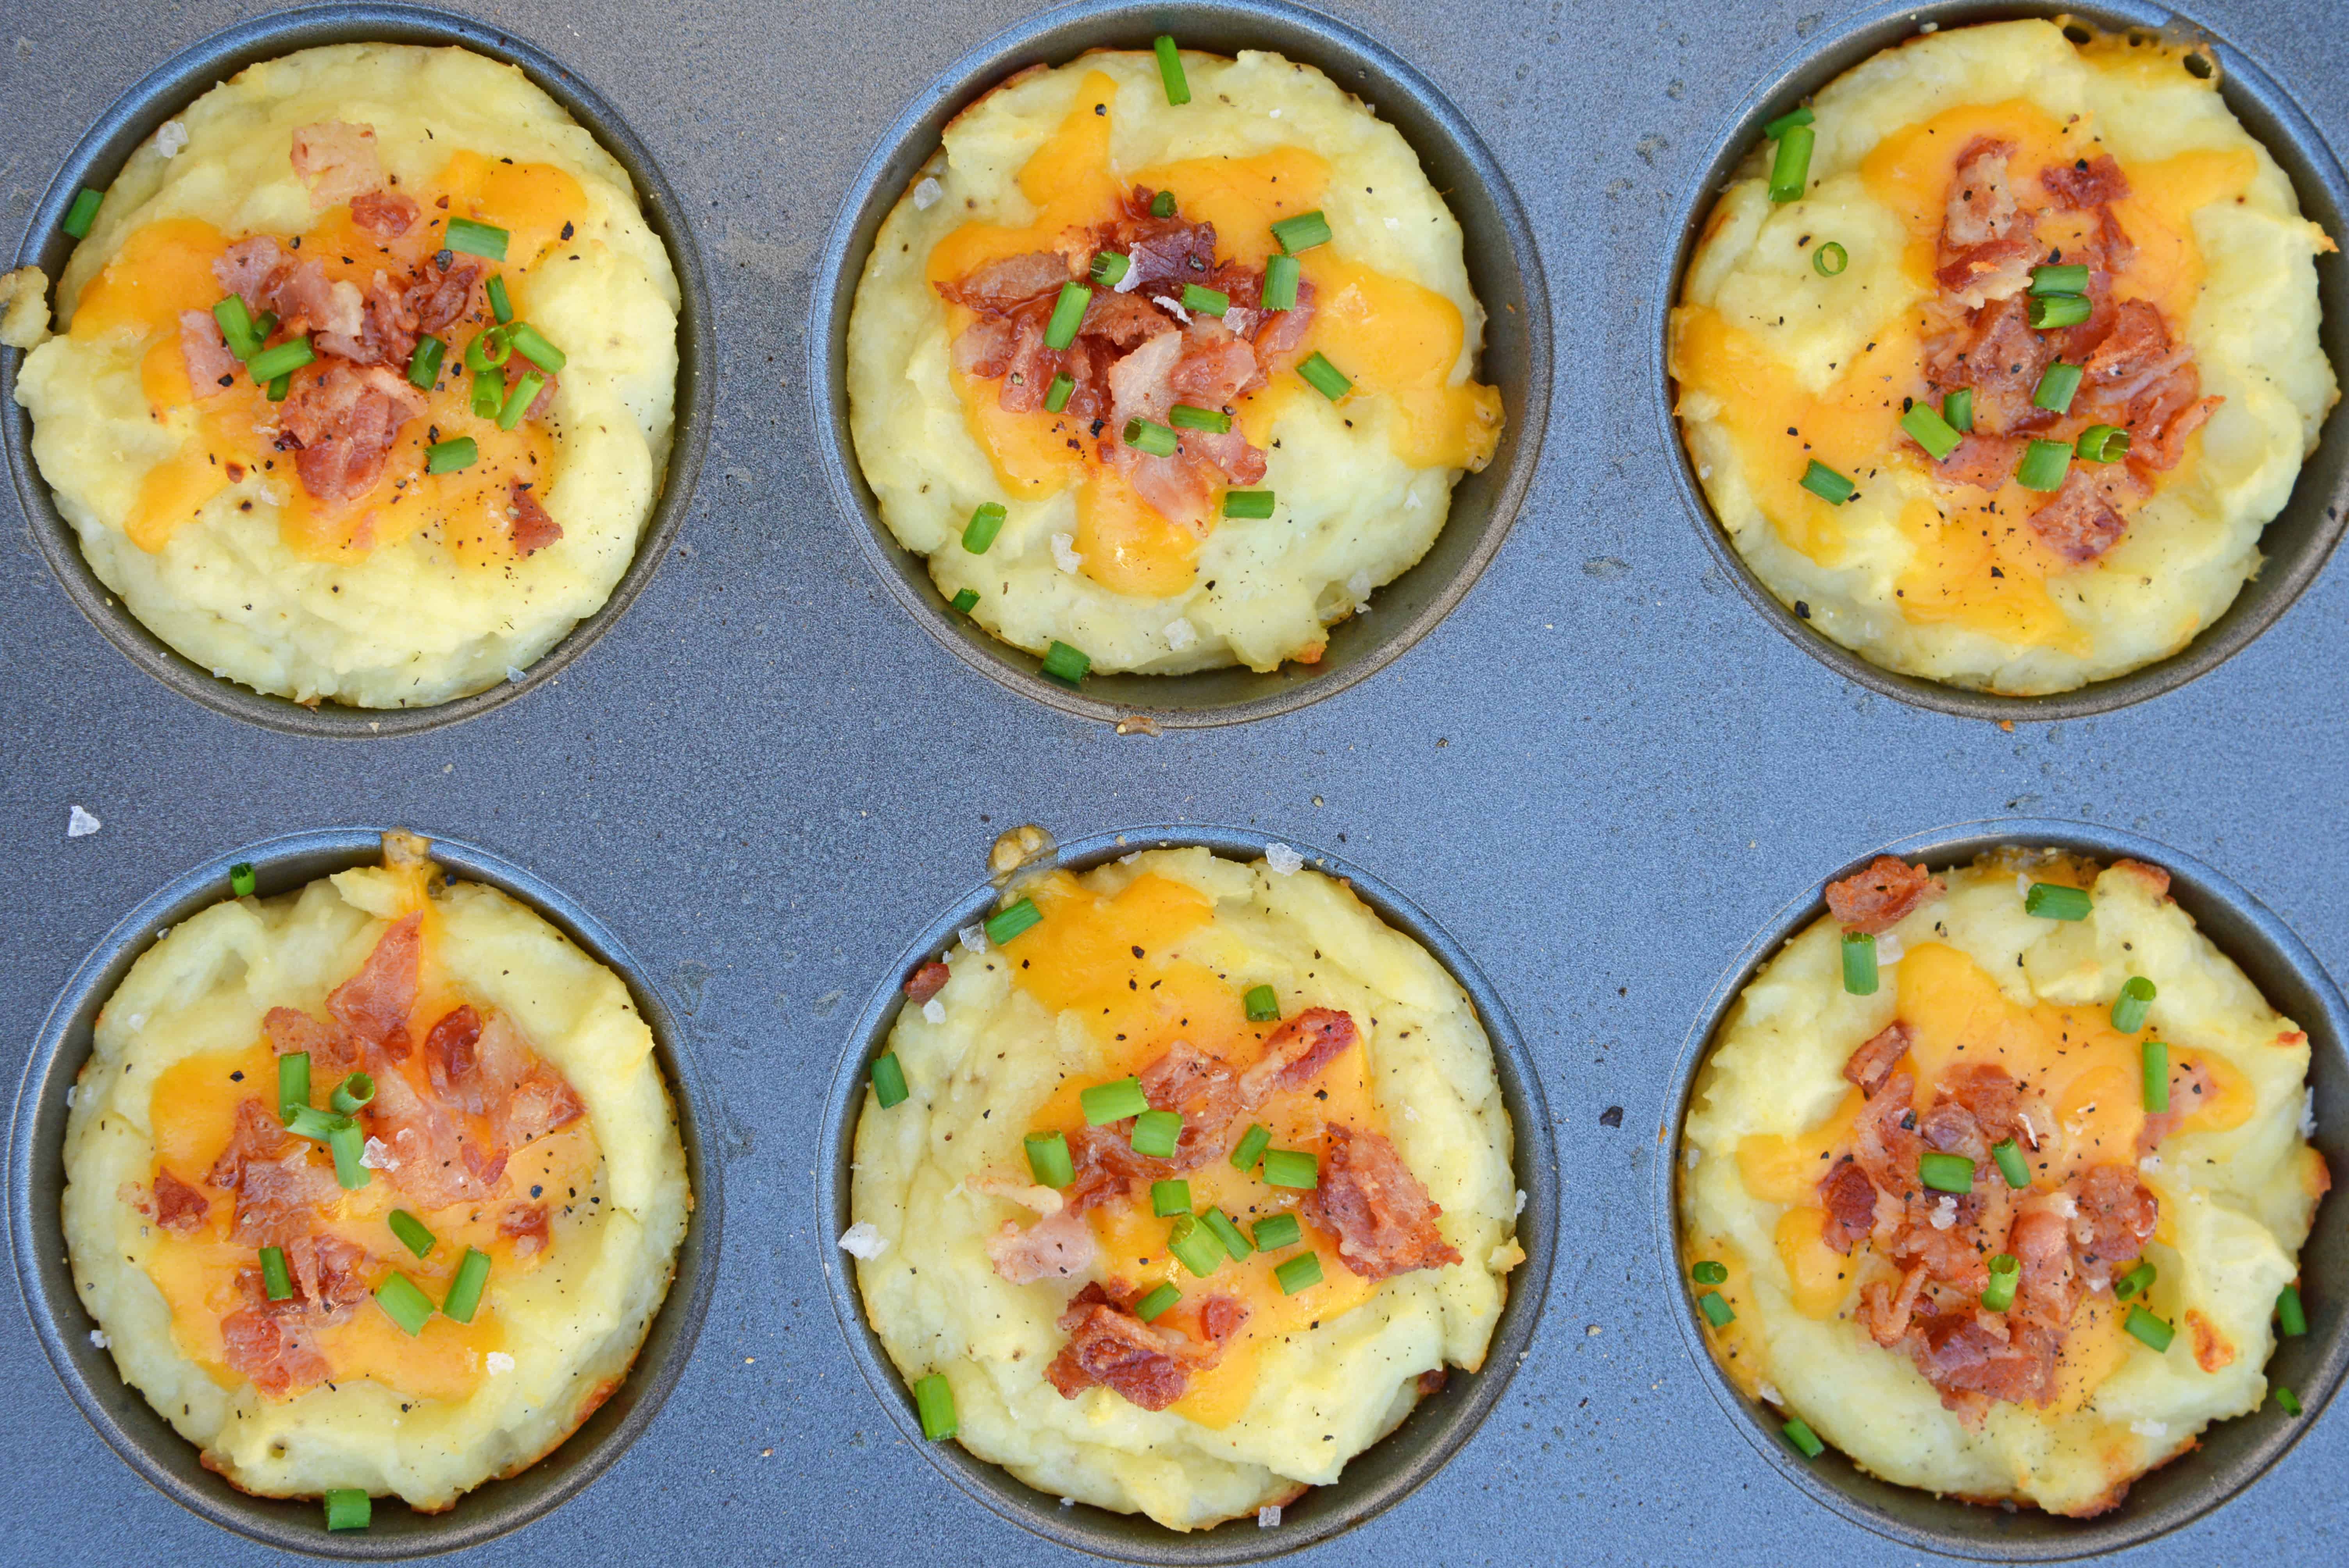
[2024,881,2092,919]
[1167,1214,1225,1277]
[1782,1417,1825,1458]
[914,1372,957,1440]
[506,322,567,374]
[266,372,291,403]
[213,295,262,360]
[374,1273,435,1336]
[62,187,104,238]
[1841,931,1878,996]
[260,1245,294,1301]
[1274,1253,1323,1295]
[330,1073,375,1116]
[1982,1253,2021,1312]
[1992,1139,2031,1189]
[1040,640,1091,687]
[465,328,512,372]
[1762,107,1815,140]
[440,1247,491,1324]
[1135,1283,1180,1322]
[1180,283,1230,317]
[230,862,257,897]
[870,1051,909,1108]
[1223,489,1275,519]
[1698,1290,1735,1327]
[1812,241,1848,277]
[323,1489,371,1532]
[284,1104,346,1142]
[246,336,315,384]
[2031,264,2091,296]
[471,369,502,418]
[2143,1039,2170,1114]
[961,501,1007,554]
[2111,976,2157,1033]
[278,1051,310,1120]
[1800,460,1856,504]
[498,370,546,431]
[1123,417,1179,457]
[1089,250,1130,286]
[1243,984,1280,1022]
[2032,361,2083,415]
[2275,1386,2303,1416]
[406,334,446,390]
[1150,190,1177,219]
[1262,1149,1318,1190]
[388,1210,435,1259]
[1919,1151,1975,1193]
[1232,1124,1272,1172]
[1691,1260,1729,1286]
[1082,1076,1149,1125]
[1943,388,1975,433]
[2278,1284,2307,1337]
[1298,351,1351,401]
[2115,1260,2156,1301]
[1151,1179,1192,1217]
[2125,1304,2175,1352]
[1169,403,1231,433]
[986,896,1042,945]
[2078,424,2131,463]
[1271,210,1333,254]
[329,1121,369,1190]
[1201,1208,1251,1258]
[1132,1108,1183,1159]
[1025,1131,1074,1187]
[1262,253,1300,312]
[1252,1212,1302,1251]
[1043,282,1091,350]
[949,588,979,615]
[1768,123,1815,204]
[444,217,509,260]
[1153,35,1191,105]
[2028,293,2093,330]
[1901,402,1963,461]
[485,274,513,324]
[426,436,478,474]
[1044,373,1075,413]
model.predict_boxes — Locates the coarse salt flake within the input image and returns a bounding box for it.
[839,1221,889,1260]
[1257,1505,1283,1529]
[89,1329,109,1350]
[1152,294,1191,323]
[67,805,102,838]
[1346,570,1372,609]
[912,176,943,210]
[1875,932,1905,965]
[921,998,946,1025]
[1164,617,1198,651]
[360,1137,399,1171]
[505,666,527,684]
[155,120,189,159]
[1684,1144,1702,1169]
[2300,1087,2317,1137]
[1513,1188,1527,1218]
[2139,1153,2163,1174]
[2130,1418,2168,1438]
[2017,873,2034,901]
[958,923,988,955]
[64,1086,77,1108]
[486,1351,515,1375]
[1050,532,1084,573]
[1758,1382,1783,1407]
[1928,1196,1957,1230]
[1264,842,1304,876]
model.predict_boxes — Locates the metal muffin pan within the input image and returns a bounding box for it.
[807,0,1551,729]
[5,828,722,1558]
[0,2,714,739]
[1653,0,2349,722]
[814,825,1558,1564]
[1652,820,2346,1561]
[1,0,2345,1562]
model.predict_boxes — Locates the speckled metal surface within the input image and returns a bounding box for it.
[0,2,2343,1566]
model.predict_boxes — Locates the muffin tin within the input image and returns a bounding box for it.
[0,0,2342,1563]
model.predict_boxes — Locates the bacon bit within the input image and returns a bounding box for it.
[984,1207,1097,1284]
[2066,1163,2157,1287]
[264,1005,361,1077]
[462,1011,587,1149]
[1843,1021,1913,1096]
[903,962,951,1005]
[936,250,1075,314]
[1046,1281,1219,1410]
[220,1304,330,1400]
[2040,155,2132,210]
[1138,1039,1242,1167]
[405,258,481,334]
[2136,1056,2215,1155]
[500,1201,552,1259]
[1936,139,2035,307]
[1198,1293,1249,1344]
[1934,432,2026,492]
[1818,1157,1879,1254]
[1417,1366,1449,1398]
[2030,464,2140,563]
[269,258,365,339]
[152,1169,210,1235]
[424,1005,484,1098]
[1859,1261,1934,1345]
[1905,1310,2058,1415]
[1062,1123,1176,1215]
[508,482,562,557]
[1304,1124,1462,1281]
[349,189,419,238]
[328,914,422,1059]
[289,121,385,211]
[178,311,238,398]
[277,362,429,503]
[1925,296,2052,437]
[206,1098,337,1245]
[317,269,421,369]
[2007,1194,2080,1331]
[214,237,284,315]
[1236,1007,1358,1107]
[503,355,558,422]
[1825,856,1943,934]
[284,1233,372,1324]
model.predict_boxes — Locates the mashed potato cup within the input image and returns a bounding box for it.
[1674,841,2328,1528]
[53,831,693,1539]
[843,839,1529,1536]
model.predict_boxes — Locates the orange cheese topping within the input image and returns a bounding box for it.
[69,151,582,560]
[1002,868,1389,1427]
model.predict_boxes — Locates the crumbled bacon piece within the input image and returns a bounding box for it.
[424,1005,484,1099]
[985,1207,1097,1284]
[2067,1163,2157,1285]
[214,237,285,315]
[328,913,421,1058]
[284,1233,373,1324]
[2007,1193,2079,1331]
[1062,1123,1176,1215]
[405,257,481,333]
[206,1098,337,1245]
[220,1304,331,1399]
[265,1005,360,1076]
[290,121,384,211]
[503,356,558,422]
[349,188,418,238]
[1902,1309,2058,1416]
[178,311,238,398]
[2040,155,2131,210]
[500,1201,551,1258]
[1935,139,2035,307]
[1818,1156,1880,1255]
[903,962,951,1005]
[1198,1293,1249,1344]
[1304,1124,1461,1281]
[1843,1021,1912,1096]
[1137,1039,1242,1168]
[2030,464,2138,564]
[1925,295,2052,437]
[1934,432,2025,492]
[152,1169,210,1235]
[317,269,421,369]
[1046,1281,1218,1410]
[1237,1007,1357,1107]
[508,482,563,557]
[1825,856,1943,934]
[276,362,428,503]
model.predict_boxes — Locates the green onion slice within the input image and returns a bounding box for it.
[1090,250,1130,286]
[1044,373,1075,413]
[1223,489,1275,519]
[406,334,446,390]
[1782,1417,1825,1458]
[1025,1130,1075,1188]
[1135,1283,1180,1322]
[444,217,509,260]
[1169,403,1231,433]
[1691,1260,1729,1286]
[1841,931,1878,996]
[1812,241,1848,277]
[1151,1179,1192,1217]
[2115,1260,2156,1301]
[986,896,1042,945]
[1043,281,1091,351]
[871,1051,909,1109]
[1180,283,1230,317]
[1167,1214,1226,1277]
[1271,210,1333,254]
[1231,1123,1273,1172]
[1201,1208,1251,1258]
[1242,983,1280,1022]
[1900,402,1963,462]
[284,1104,346,1142]
[2143,1039,2170,1114]
[1800,460,1856,505]
[278,1051,311,1120]
[1298,351,1351,401]
[330,1072,376,1115]
[374,1273,435,1336]
[1274,1253,1323,1295]
[2023,881,2092,920]
[426,436,479,475]
[2111,975,2156,1033]
[1252,1212,1302,1251]
[465,328,512,373]
[1943,388,1975,433]
[2125,1304,2175,1352]
[1123,417,1179,457]
[323,1489,372,1532]
[1768,123,1815,204]
[1153,35,1191,105]
[2278,1284,2308,1338]
[2275,1386,2304,1416]
[260,1245,294,1302]
[2077,424,2131,463]
[1262,1148,1319,1190]
[1982,1253,2021,1312]
[961,501,1007,554]
[213,295,262,360]
[914,1372,958,1440]
[1040,640,1092,687]
[1131,1108,1183,1159]
[485,274,513,324]
[470,369,503,418]
[230,862,257,897]
[388,1210,435,1259]
[63,187,104,238]
[2028,293,2093,330]
[1261,252,1300,312]
[2030,263,2091,296]
[1150,190,1177,218]
[1919,1151,1975,1194]
[1698,1290,1736,1327]
[1082,1076,1149,1126]
[1762,106,1815,140]
[497,370,546,431]
[1991,1138,2031,1189]
[440,1247,491,1324]
[245,336,316,385]
[506,322,566,374]
[267,372,292,403]
[949,588,980,615]
[2032,361,2083,415]
[328,1121,369,1190]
